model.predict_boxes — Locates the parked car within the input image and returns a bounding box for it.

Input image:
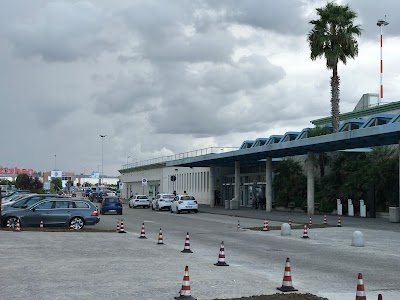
[170,195,198,214]
[2,194,68,211]
[1,199,100,230]
[128,195,150,208]
[100,196,123,215]
[1,193,35,206]
[151,193,175,211]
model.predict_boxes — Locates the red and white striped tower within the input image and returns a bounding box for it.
[214,241,229,266]
[181,232,193,253]
[277,257,298,292]
[262,219,269,231]
[138,223,147,239]
[157,228,164,245]
[377,18,389,105]
[355,273,367,300]
[174,265,197,300]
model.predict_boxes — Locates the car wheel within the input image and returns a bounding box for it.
[5,216,19,228]
[194,210,198,213]
[118,211,122,215]
[70,217,84,230]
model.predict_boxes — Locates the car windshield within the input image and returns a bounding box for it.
[137,196,148,199]
[105,198,119,203]
[162,195,174,199]
[181,196,195,200]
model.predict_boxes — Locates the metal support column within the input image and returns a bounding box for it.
[234,161,240,205]
[307,151,315,215]
[265,157,273,212]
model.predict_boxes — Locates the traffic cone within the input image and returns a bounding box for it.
[157,228,164,245]
[302,225,309,238]
[214,241,229,266]
[70,222,74,231]
[378,294,383,300]
[289,218,292,226]
[181,232,193,253]
[237,220,240,231]
[355,273,366,300]
[119,220,126,233]
[15,219,21,232]
[40,220,44,230]
[277,258,298,292]
[138,223,147,239]
[174,265,197,300]
[323,215,327,225]
[337,217,342,227]
[116,221,120,232]
[309,216,312,226]
[262,219,269,231]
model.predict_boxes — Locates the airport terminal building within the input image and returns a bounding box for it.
[119,93,400,216]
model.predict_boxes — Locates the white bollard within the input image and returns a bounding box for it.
[337,199,342,216]
[359,200,366,217]
[348,199,354,217]
[281,223,291,236]
[351,231,365,247]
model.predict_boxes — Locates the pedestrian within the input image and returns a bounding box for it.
[173,190,177,196]
[183,190,188,195]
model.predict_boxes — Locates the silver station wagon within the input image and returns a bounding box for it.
[1,199,100,230]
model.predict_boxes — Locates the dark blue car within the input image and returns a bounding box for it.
[100,196,122,215]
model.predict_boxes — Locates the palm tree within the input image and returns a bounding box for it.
[308,2,361,132]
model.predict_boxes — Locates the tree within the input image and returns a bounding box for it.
[308,2,361,132]
[15,174,31,190]
[51,178,63,192]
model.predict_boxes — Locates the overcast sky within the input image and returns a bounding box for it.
[1,0,400,176]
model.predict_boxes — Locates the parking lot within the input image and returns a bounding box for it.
[1,203,399,300]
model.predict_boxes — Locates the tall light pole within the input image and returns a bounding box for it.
[127,155,130,165]
[377,18,389,105]
[100,135,107,191]
[54,154,57,170]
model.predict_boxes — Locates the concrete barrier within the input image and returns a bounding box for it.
[281,223,291,236]
[351,231,365,247]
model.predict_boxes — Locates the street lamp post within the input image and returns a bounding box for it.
[100,135,107,191]
[54,154,57,170]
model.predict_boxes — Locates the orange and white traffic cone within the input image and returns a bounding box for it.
[175,265,197,300]
[355,273,367,300]
[277,258,298,292]
[116,221,120,232]
[15,219,21,232]
[262,219,269,231]
[323,215,327,225]
[138,223,147,239]
[289,218,292,227]
[309,216,312,226]
[181,232,193,253]
[70,222,75,231]
[157,228,164,245]
[302,225,309,239]
[119,220,126,233]
[337,217,342,227]
[40,220,44,230]
[378,294,383,300]
[214,241,229,266]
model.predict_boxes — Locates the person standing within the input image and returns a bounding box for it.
[183,190,188,195]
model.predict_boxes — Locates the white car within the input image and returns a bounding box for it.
[152,193,175,211]
[128,195,150,208]
[170,195,198,214]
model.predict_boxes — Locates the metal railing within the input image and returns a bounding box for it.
[120,147,238,170]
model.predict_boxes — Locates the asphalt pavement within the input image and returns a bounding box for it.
[0,201,399,300]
